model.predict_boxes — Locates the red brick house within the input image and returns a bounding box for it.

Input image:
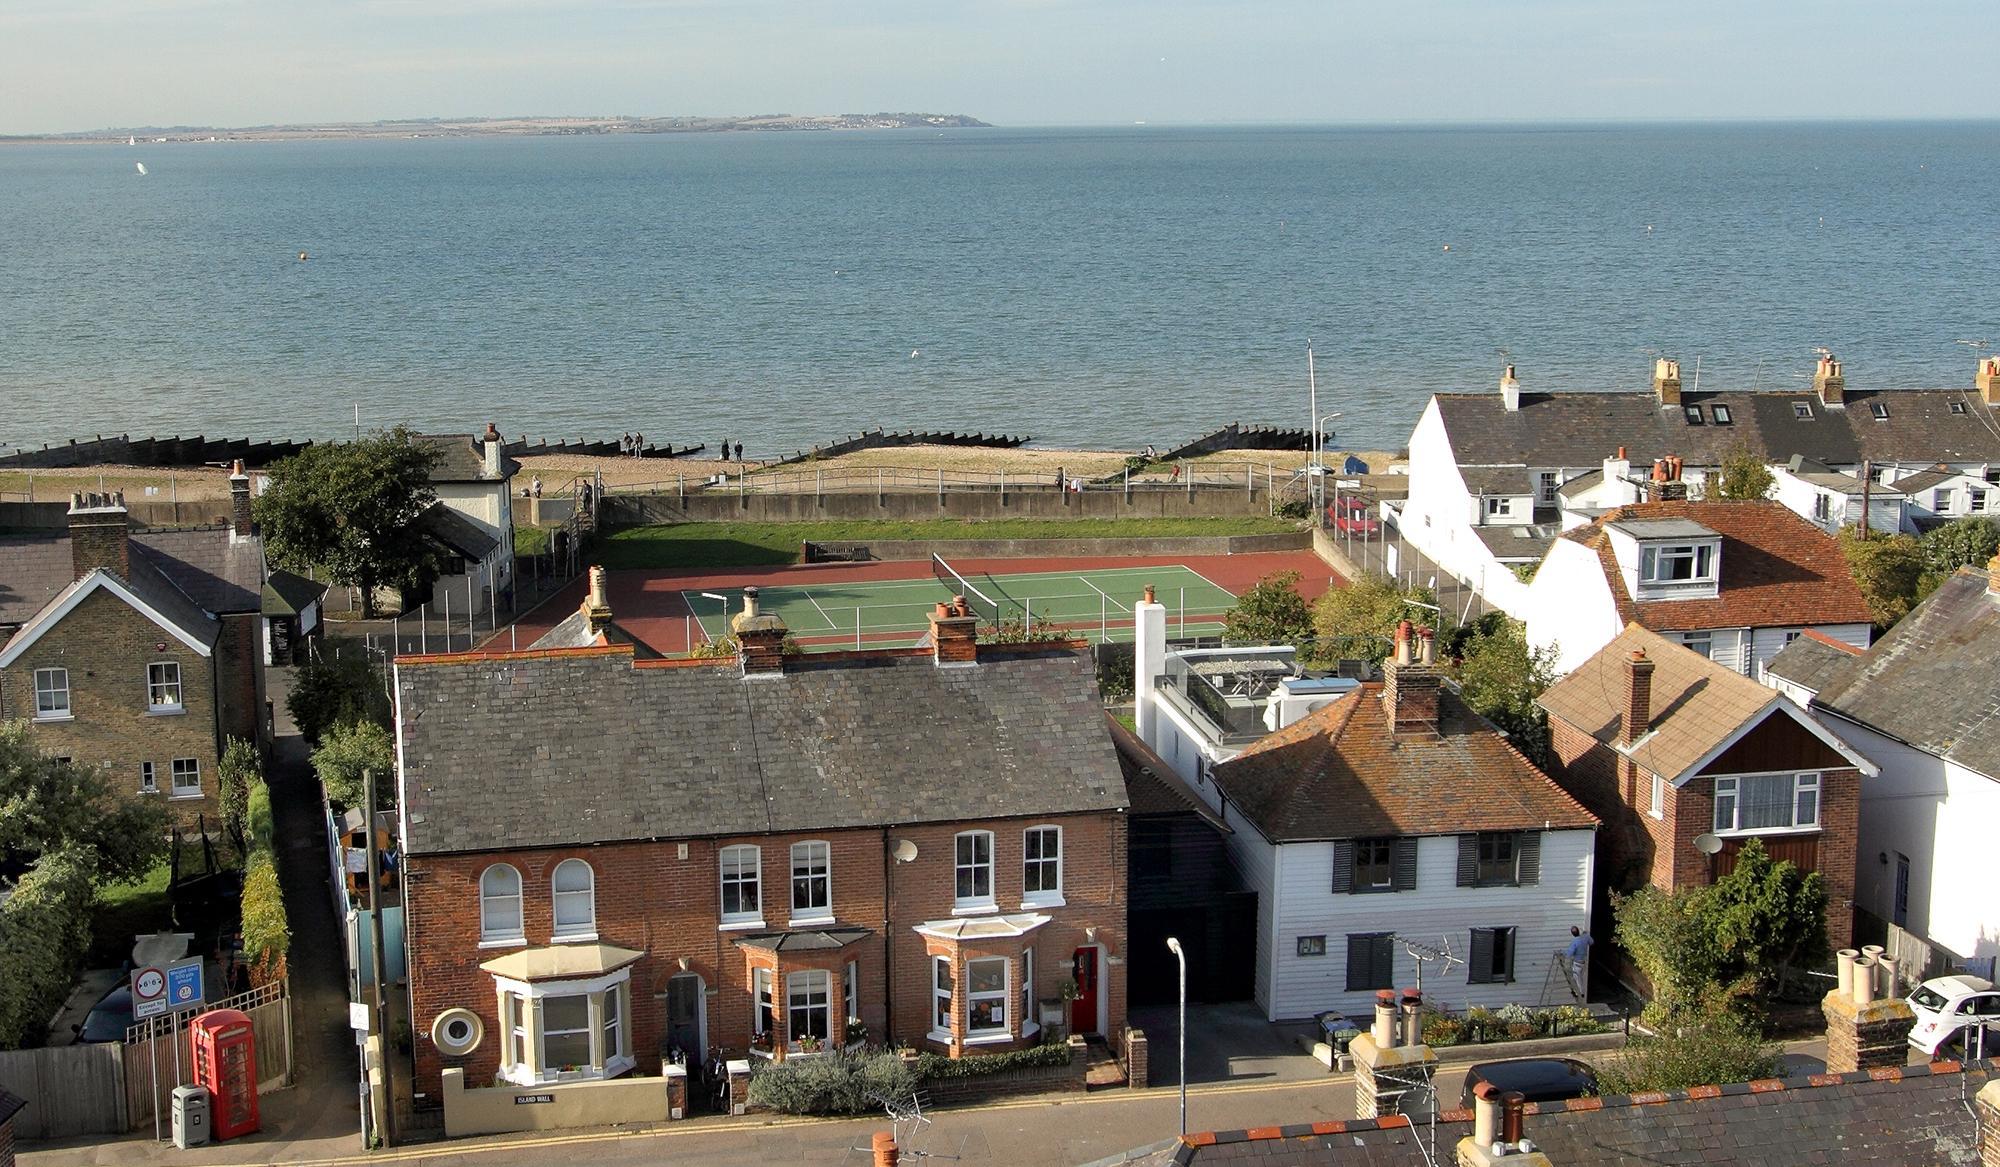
[0,483,266,823]
[1537,624,1875,950]
[393,591,1129,1099]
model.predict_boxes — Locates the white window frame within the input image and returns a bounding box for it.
[966,955,1010,1040]
[147,661,184,713]
[1485,496,1514,519]
[480,864,526,946]
[753,967,774,1039]
[843,960,859,1037]
[1639,543,1717,585]
[932,957,954,1039]
[33,667,71,720]
[1021,947,1038,1039]
[1975,488,1990,514]
[1679,630,1713,660]
[720,844,763,927]
[550,858,596,941]
[1022,826,1064,907]
[1537,471,1558,505]
[170,757,201,799]
[1650,773,1665,820]
[785,969,832,1051]
[140,761,158,794]
[1712,772,1822,835]
[790,840,833,924]
[953,830,995,912]
[492,968,634,1087]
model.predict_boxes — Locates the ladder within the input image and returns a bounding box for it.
[1541,951,1585,1007]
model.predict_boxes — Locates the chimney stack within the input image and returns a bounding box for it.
[584,565,613,634]
[229,460,253,539]
[1987,551,2000,594]
[1133,585,1167,742]
[67,491,131,580]
[1652,357,1682,407]
[1383,623,1443,736]
[1499,364,1521,413]
[1622,648,1655,745]
[731,586,789,676]
[1650,455,1688,501]
[1979,357,2000,408]
[482,422,504,479]
[929,597,979,666]
[1813,354,1846,406]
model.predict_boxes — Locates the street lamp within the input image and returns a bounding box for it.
[1165,936,1187,1138]
[699,592,732,646]
[1310,412,1343,520]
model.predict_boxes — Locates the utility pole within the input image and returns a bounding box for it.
[1859,459,1872,540]
[364,768,395,1147]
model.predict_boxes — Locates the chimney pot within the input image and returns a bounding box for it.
[1501,1091,1526,1145]
[1371,991,1397,1047]
[928,593,980,666]
[872,1130,899,1167]
[1472,1081,1502,1148]
[67,489,131,579]
[1499,364,1522,412]
[1143,584,1156,605]
[1979,358,2000,407]
[1616,445,1626,460]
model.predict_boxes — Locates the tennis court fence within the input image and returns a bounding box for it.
[604,462,1299,500]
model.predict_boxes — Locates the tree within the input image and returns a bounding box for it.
[217,737,261,861]
[1706,837,1830,995]
[1919,515,2000,587]
[311,720,396,811]
[1450,615,1557,766]
[1837,525,1925,629]
[1223,571,1314,649]
[255,427,442,617]
[1309,576,1439,664]
[1714,444,1775,501]
[0,721,167,883]
[286,643,392,744]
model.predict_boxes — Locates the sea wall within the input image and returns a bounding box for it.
[603,488,1275,525]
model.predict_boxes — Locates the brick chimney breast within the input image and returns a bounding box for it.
[1622,648,1655,745]
[731,586,789,676]
[929,595,979,666]
[67,490,131,580]
[584,565,613,634]
[1978,357,2000,407]
[1653,357,1682,407]
[1382,625,1443,737]
[1814,354,1846,406]
[229,460,253,539]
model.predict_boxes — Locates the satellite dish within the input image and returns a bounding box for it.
[1693,833,1724,855]
[892,839,918,864]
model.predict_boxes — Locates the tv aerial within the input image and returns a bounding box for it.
[844,1090,969,1164]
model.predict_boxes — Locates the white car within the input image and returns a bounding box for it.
[1907,974,2000,1058]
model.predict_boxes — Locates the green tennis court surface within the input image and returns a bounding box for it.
[683,563,1237,650]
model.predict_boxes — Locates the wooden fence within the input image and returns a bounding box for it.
[123,982,293,1132]
[0,1042,127,1140]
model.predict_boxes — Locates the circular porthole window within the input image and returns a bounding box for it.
[431,1008,484,1057]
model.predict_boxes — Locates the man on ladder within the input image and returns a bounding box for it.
[1546,926,1591,1005]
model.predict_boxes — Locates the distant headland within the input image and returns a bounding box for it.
[3,112,991,144]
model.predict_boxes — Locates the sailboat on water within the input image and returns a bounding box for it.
[135,162,147,176]
[127,135,136,146]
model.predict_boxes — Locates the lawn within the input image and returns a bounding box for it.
[596,517,1302,570]
[514,525,553,555]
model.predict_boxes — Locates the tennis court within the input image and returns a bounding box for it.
[681,558,1238,650]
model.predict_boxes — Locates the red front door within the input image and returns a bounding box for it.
[1071,947,1100,1035]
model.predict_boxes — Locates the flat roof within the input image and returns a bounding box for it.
[1609,517,1718,540]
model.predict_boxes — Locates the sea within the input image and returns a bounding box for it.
[3,122,1998,455]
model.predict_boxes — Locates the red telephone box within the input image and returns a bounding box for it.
[190,1008,261,1140]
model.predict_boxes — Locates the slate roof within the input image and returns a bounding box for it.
[1802,564,2000,781]
[419,432,520,483]
[1892,464,1968,495]
[1539,624,1793,782]
[1154,1060,1997,1166]
[1210,676,1594,843]
[262,569,329,618]
[0,526,261,628]
[1781,457,1907,496]
[0,1086,25,1129]
[1109,717,1227,831]
[416,502,500,559]
[395,644,1128,856]
[1473,525,1555,563]
[1559,500,1874,632]
[1432,386,2000,470]
[1459,467,1532,494]
[527,606,660,659]
[1765,629,1864,697]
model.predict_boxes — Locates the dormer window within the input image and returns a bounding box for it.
[1683,405,1704,425]
[1711,404,1733,424]
[1792,401,1814,420]
[1640,543,1716,585]
[1485,496,1515,519]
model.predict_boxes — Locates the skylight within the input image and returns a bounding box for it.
[1711,404,1733,424]
[1792,401,1814,420]
[1870,401,1890,421]
[1683,405,1704,426]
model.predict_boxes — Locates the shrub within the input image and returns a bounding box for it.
[0,848,97,1048]
[1595,1010,1778,1094]
[1421,1016,1465,1047]
[287,645,392,744]
[240,851,290,986]
[913,1039,1073,1081]
[1222,571,1314,650]
[217,736,261,861]
[1495,1003,1534,1027]
[311,720,397,811]
[747,1050,918,1115]
[1540,1005,1603,1037]
[247,784,275,853]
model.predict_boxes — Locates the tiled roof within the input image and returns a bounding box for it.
[1561,500,1874,632]
[1433,386,2000,469]
[1765,629,1864,696]
[0,526,260,627]
[1109,717,1226,830]
[1804,565,2000,780]
[395,644,1128,856]
[1211,679,1594,843]
[419,433,520,483]
[1163,1060,1998,1165]
[1538,624,1782,782]
[417,502,500,559]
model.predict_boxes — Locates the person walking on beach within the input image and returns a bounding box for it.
[530,475,542,499]
[721,438,731,463]
[634,433,646,458]
[733,441,743,463]
[620,433,632,456]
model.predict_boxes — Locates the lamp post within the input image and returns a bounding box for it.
[1165,936,1187,1138]
[699,592,732,646]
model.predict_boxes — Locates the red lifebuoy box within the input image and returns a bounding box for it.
[190,1008,261,1140]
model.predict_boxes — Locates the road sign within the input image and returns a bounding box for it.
[165,956,205,1012]
[133,965,169,1019]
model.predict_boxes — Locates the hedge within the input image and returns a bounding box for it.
[0,849,99,1049]
[746,1050,918,1115]
[913,1038,1072,1081]
[240,851,290,985]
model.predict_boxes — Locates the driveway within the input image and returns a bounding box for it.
[1128,1001,1327,1087]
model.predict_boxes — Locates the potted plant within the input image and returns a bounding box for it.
[798,1033,822,1054]
[844,1018,870,1048]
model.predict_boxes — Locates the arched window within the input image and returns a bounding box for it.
[551,859,596,939]
[480,864,524,944]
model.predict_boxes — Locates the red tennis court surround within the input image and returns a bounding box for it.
[489,550,1339,657]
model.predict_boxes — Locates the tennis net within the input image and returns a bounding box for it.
[931,553,1003,625]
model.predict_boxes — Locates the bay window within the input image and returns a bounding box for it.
[492,969,634,1086]
[967,957,1009,1037]
[1713,772,1820,833]
[933,957,953,1033]
[787,970,831,1047]
[754,968,775,1039]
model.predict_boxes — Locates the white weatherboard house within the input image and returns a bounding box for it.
[1767,560,2000,980]
[416,425,520,615]
[1133,600,1597,1022]
[1520,499,1875,680]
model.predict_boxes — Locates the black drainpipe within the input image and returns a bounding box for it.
[881,826,896,1047]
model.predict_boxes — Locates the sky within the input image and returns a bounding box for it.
[2,0,1992,135]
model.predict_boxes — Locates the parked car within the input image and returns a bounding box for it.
[1907,974,2000,1058]
[1327,496,1381,535]
[1459,1057,1599,1109]
[74,984,135,1044]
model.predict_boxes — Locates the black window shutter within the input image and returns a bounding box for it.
[1372,935,1394,989]
[1345,934,1369,990]
[1517,832,1541,886]
[1392,837,1418,891]
[1456,834,1478,887]
[1468,928,1495,984]
[1331,839,1355,894]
